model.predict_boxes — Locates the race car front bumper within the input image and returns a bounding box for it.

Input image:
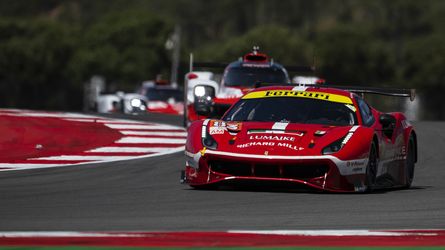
[184,149,369,192]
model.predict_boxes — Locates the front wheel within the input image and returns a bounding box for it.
[365,142,378,192]
[404,136,416,188]
[190,184,219,190]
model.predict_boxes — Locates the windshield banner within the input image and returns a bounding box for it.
[242,90,353,104]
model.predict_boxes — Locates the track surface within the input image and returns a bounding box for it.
[0,115,444,231]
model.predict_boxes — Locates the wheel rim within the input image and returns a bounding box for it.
[406,140,415,185]
[367,144,377,188]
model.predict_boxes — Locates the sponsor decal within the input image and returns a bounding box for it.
[272,122,289,130]
[237,142,275,148]
[210,121,226,127]
[207,120,242,134]
[347,160,366,173]
[242,90,353,104]
[226,121,242,131]
[277,142,304,151]
[249,135,295,141]
[208,120,228,135]
[236,141,303,151]
[209,127,225,135]
[242,63,271,68]
[347,160,366,168]
[354,183,367,192]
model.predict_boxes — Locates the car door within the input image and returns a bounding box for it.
[355,96,398,179]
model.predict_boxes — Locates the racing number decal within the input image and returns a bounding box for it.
[243,90,353,104]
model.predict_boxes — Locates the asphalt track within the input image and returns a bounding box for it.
[0,114,444,231]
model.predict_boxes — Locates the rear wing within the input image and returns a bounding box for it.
[316,84,416,101]
[253,82,416,101]
[188,53,315,73]
[285,65,316,73]
[189,54,226,72]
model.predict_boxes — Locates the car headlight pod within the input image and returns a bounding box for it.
[194,85,215,99]
[130,98,142,107]
[194,86,206,97]
[202,134,218,150]
[322,137,346,155]
[130,98,147,111]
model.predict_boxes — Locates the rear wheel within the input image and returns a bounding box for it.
[404,136,416,188]
[365,142,378,192]
[191,184,218,190]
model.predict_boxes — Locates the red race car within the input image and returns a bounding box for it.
[139,81,184,115]
[182,85,417,192]
[183,47,314,126]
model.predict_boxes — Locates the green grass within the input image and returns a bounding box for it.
[1,247,445,250]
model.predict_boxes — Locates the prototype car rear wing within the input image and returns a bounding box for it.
[188,53,315,73]
[188,54,226,72]
[285,65,316,73]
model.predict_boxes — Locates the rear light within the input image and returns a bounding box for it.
[316,79,326,85]
[243,53,268,62]
[242,46,269,63]
[187,73,198,80]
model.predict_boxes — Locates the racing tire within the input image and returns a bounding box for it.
[404,136,416,188]
[365,142,378,192]
[190,184,218,190]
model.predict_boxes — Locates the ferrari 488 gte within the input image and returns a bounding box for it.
[183,85,417,192]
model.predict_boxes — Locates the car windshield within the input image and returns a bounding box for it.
[223,97,357,126]
[224,67,288,87]
[146,88,183,102]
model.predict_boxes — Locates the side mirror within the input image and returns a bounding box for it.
[379,113,396,138]
[194,85,215,116]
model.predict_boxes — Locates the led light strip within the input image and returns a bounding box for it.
[201,119,210,138]
[342,125,359,146]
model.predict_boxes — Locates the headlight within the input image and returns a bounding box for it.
[138,104,146,111]
[194,85,215,116]
[202,133,218,150]
[130,98,143,107]
[194,85,215,98]
[322,137,345,155]
[129,98,147,113]
[194,86,206,97]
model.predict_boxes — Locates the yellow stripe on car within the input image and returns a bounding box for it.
[242,90,353,104]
